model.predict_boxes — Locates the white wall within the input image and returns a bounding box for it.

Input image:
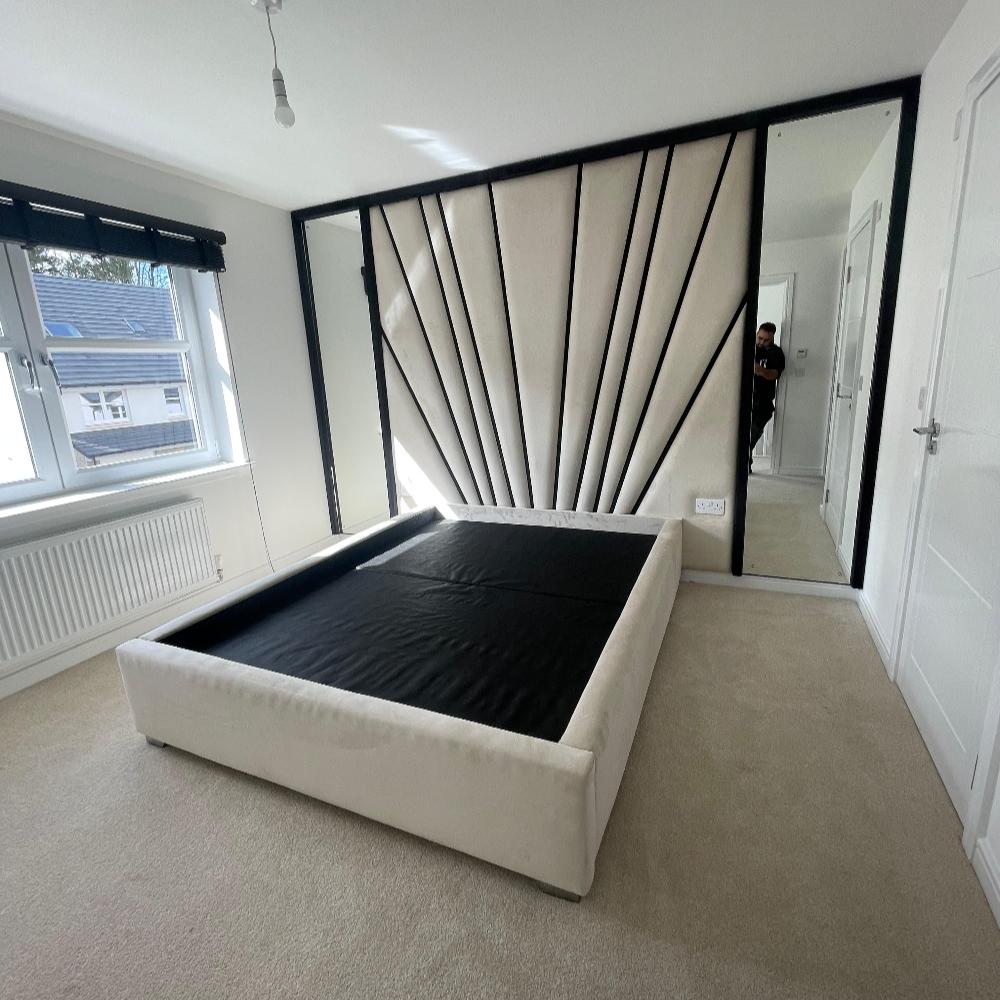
[760,234,844,475]
[304,220,390,532]
[0,117,332,694]
[859,0,1000,925]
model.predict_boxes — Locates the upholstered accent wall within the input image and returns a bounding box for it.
[370,130,753,570]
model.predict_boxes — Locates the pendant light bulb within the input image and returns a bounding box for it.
[272,66,296,128]
[262,5,295,129]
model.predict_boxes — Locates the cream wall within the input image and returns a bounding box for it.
[0,117,332,695]
[760,234,844,476]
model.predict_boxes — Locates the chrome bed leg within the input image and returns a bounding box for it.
[145,736,167,748]
[535,880,581,903]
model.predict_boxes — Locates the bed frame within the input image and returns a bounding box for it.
[117,504,681,899]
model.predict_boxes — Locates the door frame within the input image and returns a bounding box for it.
[887,47,1000,856]
[822,201,880,571]
[755,272,795,476]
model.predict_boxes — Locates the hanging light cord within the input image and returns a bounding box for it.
[266,7,279,69]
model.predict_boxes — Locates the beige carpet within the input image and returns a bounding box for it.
[3,584,999,999]
[744,475,847,584]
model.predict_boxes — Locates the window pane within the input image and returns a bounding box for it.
[50,352,202,469]
[0,354,37,485]
[29,250,180,342]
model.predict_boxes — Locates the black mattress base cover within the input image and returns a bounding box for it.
[164,515,656,742]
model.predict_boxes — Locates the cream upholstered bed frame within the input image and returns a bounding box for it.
[117,505,681,899]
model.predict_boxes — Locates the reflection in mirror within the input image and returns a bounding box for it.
[743,100,901,583]
[304,211,391,533]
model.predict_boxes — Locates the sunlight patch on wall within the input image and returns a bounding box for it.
[393,438,454,516]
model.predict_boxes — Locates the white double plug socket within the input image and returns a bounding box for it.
[694,498,726,516]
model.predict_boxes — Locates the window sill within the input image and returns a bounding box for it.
[0,461,252,532]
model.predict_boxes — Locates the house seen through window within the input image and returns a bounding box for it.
[0,243,238,500]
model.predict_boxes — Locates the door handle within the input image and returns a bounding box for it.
[912,420,941,454]
[836,382,853,399]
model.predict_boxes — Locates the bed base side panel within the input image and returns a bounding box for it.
[560,518,682,844]
[117,639,597,896]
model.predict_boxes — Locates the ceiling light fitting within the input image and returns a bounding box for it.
[251,0,295,129]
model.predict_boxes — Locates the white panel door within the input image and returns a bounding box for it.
[898,67,1000,820]
[824,216,874,559]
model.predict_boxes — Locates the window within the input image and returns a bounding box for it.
[0,243,238,503]
[163,386,185,417]
[80,389,129,425]
[44,321,82,338]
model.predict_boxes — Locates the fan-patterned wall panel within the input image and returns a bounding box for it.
[439,186,530,508]
[572,144,670,514]
[491,167,578,509]
[369,129,754,570]
[557,152,644,511]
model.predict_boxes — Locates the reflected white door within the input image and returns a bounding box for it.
[824,214,874,559]
[897,67,1000,820]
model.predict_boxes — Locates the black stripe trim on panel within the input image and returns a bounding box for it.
[552,164,584,509]
[590,145,675,512]
[488,181,534,508]
[629,295,747,515]
[380,333,468,503]
[378,205,483,504]
[436,193,516,508]
[570,150,648,512]
[607,131,737,513]
[360,207,399,517]
[417,197,496,505]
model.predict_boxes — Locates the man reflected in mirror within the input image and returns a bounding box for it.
[749,322,785,473]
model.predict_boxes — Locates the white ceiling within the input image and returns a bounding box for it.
[0,1,963,211]
[763,100,900,242]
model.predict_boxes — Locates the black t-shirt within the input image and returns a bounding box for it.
[753,343,785,408]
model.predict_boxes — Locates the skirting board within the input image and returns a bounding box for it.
[972,839,1000,929]
[680,569,856,601]
[774,466,823,479]
[857,588,894,678]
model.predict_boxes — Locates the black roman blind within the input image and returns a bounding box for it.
[0,179,226,272]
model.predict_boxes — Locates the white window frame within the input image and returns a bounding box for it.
[0,243,229,505]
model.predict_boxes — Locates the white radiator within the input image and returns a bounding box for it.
[0,500,216,673]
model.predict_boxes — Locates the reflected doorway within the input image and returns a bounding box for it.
[742,99,902,584]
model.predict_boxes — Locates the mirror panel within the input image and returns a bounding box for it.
[743,100,902,584]
[304,212,391,533]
